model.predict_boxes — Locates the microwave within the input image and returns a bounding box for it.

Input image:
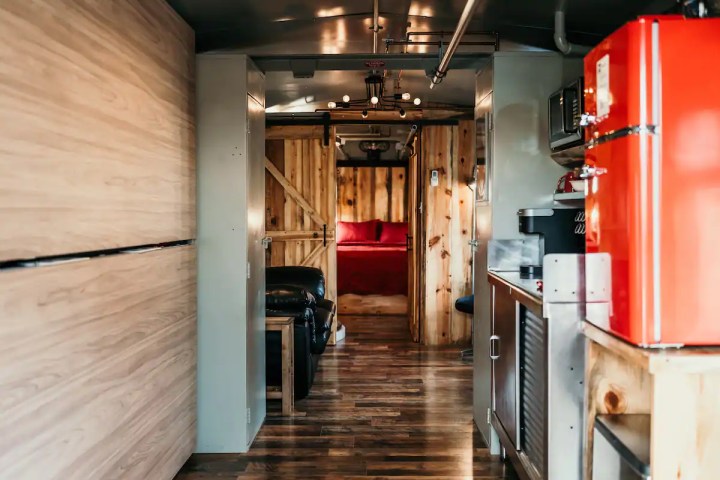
[548,78,584,155]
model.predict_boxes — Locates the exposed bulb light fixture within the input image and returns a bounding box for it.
[401,92,411,101]
[399,108,406,118]
[370,96,379,105]
[361,109,369,119]
[413,97,421,106]
[342,95,351,103]
[328,101,337,109]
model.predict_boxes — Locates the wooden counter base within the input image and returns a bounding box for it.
[582,321,720,480]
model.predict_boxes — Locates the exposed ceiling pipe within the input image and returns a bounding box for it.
[429,0,483,89]
[372,0,380,54]
[553,10,591,56]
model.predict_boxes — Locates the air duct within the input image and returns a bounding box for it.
[553,10,591,56]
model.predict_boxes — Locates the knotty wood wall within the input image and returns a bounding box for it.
[0,1,196,478]
[0,246,197,479]
[337,167,408,222]
[0,0,196,261]
[421,121,475,345]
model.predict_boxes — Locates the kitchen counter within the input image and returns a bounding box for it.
[488,270,543,303]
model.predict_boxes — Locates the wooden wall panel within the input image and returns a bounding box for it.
[336,167,409,222]
[0,0,195,261]
[0,246,196,479]
[421,122,475,345]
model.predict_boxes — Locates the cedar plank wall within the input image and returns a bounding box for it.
[0,0,195,261]
[337,167,409,222]
[0,1,196,479]
[421,121,474,345]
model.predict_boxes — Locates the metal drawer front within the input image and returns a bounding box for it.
[520,307,546,478]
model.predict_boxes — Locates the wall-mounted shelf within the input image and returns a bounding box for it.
[553,191,585,202]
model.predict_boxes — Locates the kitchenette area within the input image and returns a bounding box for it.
[472,13,720,480]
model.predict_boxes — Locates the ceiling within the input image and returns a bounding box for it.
[168,0,680,113]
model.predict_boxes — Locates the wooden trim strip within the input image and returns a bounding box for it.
[265,158,327,227]
[266,230,335,241]
[300,243,326,267]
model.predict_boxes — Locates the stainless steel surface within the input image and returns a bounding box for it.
[520,306,547,478]
[517,208,554,217]
[491,413,541,480]
[488,239,540,272]
[593,421,651,480]
[474,52,581,458]
[430,0,483,88]
[542,254,584,304]
[168,0,668,54]
[489,271,543,300]
[585,252,611,331]
[594,415,651,477]
[490,253,586,480]
[651,19,663,343]
[545,302,585,480]
[492,284,519,448]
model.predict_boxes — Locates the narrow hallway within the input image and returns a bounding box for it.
[176,316,516,479]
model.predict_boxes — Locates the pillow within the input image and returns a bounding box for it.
[379,221,408,244]
[337,220,379,243]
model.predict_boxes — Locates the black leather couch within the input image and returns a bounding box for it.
[266,266,335,400]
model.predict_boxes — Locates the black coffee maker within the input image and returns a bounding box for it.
[517,208,585,279]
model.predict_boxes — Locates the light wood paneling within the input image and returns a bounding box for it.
[338,294,408,316]
[0,246,196,479]
[421,122,474,345]
[0,0,195,261]
[337,167,409,222]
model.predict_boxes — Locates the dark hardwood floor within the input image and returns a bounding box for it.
[175,315,517,479]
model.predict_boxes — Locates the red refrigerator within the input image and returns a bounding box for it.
[584,15,720,346]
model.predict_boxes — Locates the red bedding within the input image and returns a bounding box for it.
[337,243,408,296]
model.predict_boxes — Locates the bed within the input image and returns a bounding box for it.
[337,220,408,315]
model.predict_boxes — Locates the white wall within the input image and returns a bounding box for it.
[196,54,266,453]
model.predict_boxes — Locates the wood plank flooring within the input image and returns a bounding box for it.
[175,316,517,479]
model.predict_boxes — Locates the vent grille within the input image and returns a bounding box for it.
[521,307,546,477]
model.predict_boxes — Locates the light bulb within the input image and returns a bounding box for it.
[401,92,411,100]
[361,109,368,119]
[328,101,337,109]
[399,108,406,118]
[342,95,350,103]
[413,97,421,106]
[370,96,379,105]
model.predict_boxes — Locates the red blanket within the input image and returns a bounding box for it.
[337,243,408,295]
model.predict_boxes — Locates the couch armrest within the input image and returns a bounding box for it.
[266,284,316,311]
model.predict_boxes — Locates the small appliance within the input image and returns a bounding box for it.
[517,208,586,278]
[549,77,585,167]
[583,15,720,346]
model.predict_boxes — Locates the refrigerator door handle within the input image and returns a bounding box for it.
[579,165,607,179]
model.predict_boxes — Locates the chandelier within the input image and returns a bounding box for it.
[326,74,422,118]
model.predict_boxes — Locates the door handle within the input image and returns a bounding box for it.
[489,335,500,360]
[261,237,272,249]
[579,165,607,179]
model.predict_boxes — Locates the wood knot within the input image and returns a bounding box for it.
[429,236,441,247]
[603,389,626,413]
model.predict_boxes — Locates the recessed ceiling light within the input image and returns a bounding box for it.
[413,97,421,106]
[328,101,337,109]
[361,109,369,119]
[401,93,411,100]
[370,96,379,105]
[343,95,351,103]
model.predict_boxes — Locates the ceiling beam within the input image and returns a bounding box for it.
[252,53,490,74]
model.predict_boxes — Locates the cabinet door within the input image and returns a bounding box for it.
[492,285,518,447]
